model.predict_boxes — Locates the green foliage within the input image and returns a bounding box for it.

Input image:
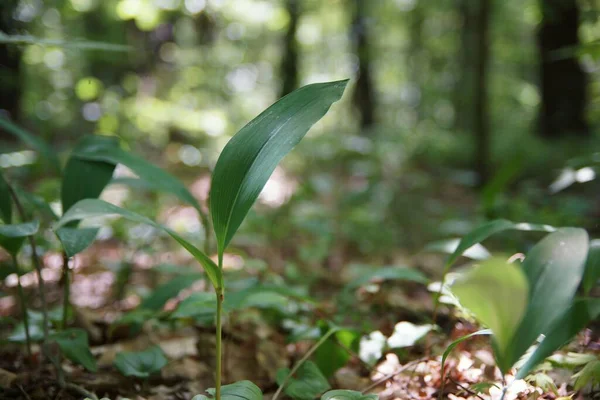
[192,381,263,400]
[113,346,168,378]
[452,258,529,364]
[345,266,428,290]
[49,328,97,372]
[210,80,348,254]
[55,227,99,258]
[582,239,600,295]
[276,361,331,400]
[320,390,378,400]
[0,221,40,256]
[139,273,203,311]
[441,329,492,378]
[0,173,12,223]
[314,329,359,378]
[573,358,600,390]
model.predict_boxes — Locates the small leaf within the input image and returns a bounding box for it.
[321,390,378,400]
[387,322,434,349]
[276,361,331,400]
[170,292,216,319]
[54,199,221,289]
[582,239,600,295]
[0,221,40,237]
[345,266,428,290]
[140,273,203,311]
[507,228,589,370]
[573,359,600,390]
[62,135,119,213]
[0,173,12,223]
[452,258,528,372]
[0,117,61,174]
[441,330,492,381]
[193,380,263,400]
[55,227,99,257]
[49,328,97,372]
[114,346,167,378]
[516,298,600,379]
[314,329,359,378]
[210,80,348,254]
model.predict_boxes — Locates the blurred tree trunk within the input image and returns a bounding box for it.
[474,0,491,186]
[0,0,21,125]
[351,0,376,131]
[280,0,299,97]
[454,0,476,134]
[537,0,588,138]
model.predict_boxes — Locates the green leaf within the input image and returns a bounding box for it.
[62,135,118,213]
[507,228,589,370]
[314,329,359,378]
[170,292,216,319]
[140,273,203,311]
[321,390,378,400]
[452,257,529,372]
[210,80,348,254]
[55,227,99,257]
[441,329,492,379]
[73,142,202,212]
[49,328,97,372]
[54,199,222,289]
[582,239,600,295]
[0,32,132,52]
[0,221,40,256]
[0,173,12,223]
[573,359,600,390]
[113,346,167,378]
[516,298,600,379]
[193,380,263,400]
[345,266,428,290]
[0,117,61,174]
[276,361,331,400]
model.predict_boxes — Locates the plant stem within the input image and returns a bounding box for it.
[12,255,32,358]
[6,182,50,343]
[272,327,338,400]
[215,252,224,400]
[61,252,70,330]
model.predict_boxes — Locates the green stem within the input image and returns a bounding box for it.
[61,252,70,330]
[215,252,224,400]
[12,255,32,358]
[272,327,339,400]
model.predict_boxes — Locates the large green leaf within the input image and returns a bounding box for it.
[55,227,99,257]
[54,199,222,289]
[0,173,12,223]
[72,141,202,211]
[506,228,589,370]
[61,135,118,212]
[49,328,97,372]
[516,298,600,379]
[0,118,61,174]
[452,257,529,372]
[321,390,378,400]
[210,80,348,254]
[114,345,167,378]
[276,361,331,400]
[582,239,600,295]
[314,329,359,378]
[140,273,203,311]
[0,221,39,237]
[193,380,263,400]
[345,266,428,290]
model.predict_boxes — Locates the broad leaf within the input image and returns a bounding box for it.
[0,173,12,223]
[573,359,600,390]
[55,227,99,257]
[210,80,348,254]
[314,329,359,378]
[506,228,589,370]
[452,257,529,372]
[61,135,118,213]
[0,117,61,174]
[193,380,263,400]
[582,239,600,295]
[516,298,600,379]
[321,390,378,400]
[0,221,40,256]
[54,199,221,289]
[276,361,331,400]
[345,266,428,290]
[170,292,216,319]
[50,328,97,372]
[73,142,202,212]
[140,273,203,311]
[113,345,167,378]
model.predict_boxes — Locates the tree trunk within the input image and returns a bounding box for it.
[474,0,491,186]
[351,0,376,131]
[538,0,588,138]
[0,0,21,124]
[280,0,299,97]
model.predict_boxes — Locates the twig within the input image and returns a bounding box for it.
[61,252,70,330]
[360,357,428,394]
[272,327,339,400]
[18,385,32,400]
[12,255,32,357]
[449,377,485,400]
[65,382,98,400]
